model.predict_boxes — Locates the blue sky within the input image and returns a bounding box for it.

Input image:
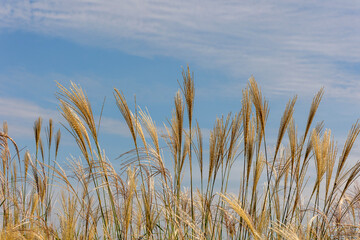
[1,1,360,169]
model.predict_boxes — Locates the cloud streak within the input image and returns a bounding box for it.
[0,96,133,139]
[1,0,360,98]
[0,97,58,120]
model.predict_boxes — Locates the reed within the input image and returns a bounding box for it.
[0,67,360,239]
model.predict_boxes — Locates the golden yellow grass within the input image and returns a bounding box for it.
[1,66,360,239]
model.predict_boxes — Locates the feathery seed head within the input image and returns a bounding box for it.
[114,88,137,143]
[181,65,195,124]
[34,117,42,153]
[57,81,97,140]
[55,129,61,159]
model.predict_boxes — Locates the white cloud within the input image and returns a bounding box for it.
[0,95,134,139]
[1,0,360,99]
[0,97,58,120]
[0,97,59,137]
[100,117,131,137]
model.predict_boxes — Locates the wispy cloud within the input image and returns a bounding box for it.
[1,0,360,98]
[0,95,133,139]
[0,97,59,137]
[100,117,131,137]
[0,97,57,120]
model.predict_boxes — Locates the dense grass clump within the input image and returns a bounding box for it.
[1,67,360,239]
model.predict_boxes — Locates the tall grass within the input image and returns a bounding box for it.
[1,67,360,239]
